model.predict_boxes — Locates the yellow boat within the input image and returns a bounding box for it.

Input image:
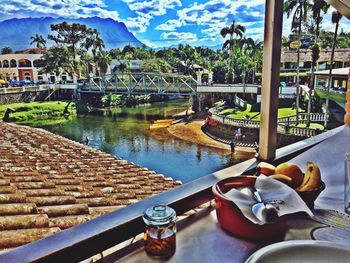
[153,119,175,124]
[150,123,171,130]
[150,119,175,130]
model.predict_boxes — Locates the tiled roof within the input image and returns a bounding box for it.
[0,121,181,250]
[281,48,350,63]
[13,48,46,54]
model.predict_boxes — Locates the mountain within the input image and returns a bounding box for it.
[0,17,143,51]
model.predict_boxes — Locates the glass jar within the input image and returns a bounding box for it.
[142,204,177,258]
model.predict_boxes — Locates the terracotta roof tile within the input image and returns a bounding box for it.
[0,203,38,215]
[0,121,181,250]
[0,228,60,249]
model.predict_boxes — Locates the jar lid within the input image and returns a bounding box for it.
[143,205,176,226]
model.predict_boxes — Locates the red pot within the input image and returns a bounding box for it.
[212,176,286,240]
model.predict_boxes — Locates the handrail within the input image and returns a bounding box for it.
[208,108,326,137]
[0,126,344,263]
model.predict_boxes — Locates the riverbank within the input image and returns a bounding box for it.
[167,118,256,155]
[0,101,76,126]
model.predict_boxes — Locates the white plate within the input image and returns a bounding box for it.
[245,240,350,263]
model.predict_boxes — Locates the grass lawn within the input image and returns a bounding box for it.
[225,107,323,130]
[290,123,325,130]
[315,88,346,105]
[227,107,300,120]
[0,101,76,126]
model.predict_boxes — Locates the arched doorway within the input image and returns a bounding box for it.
[24,72,31,80]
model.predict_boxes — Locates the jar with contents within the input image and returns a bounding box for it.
[142,204,177,258]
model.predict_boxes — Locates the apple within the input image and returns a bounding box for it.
[257,162,275,175]
[274,162,304,188]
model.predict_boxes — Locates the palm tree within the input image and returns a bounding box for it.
[284,0,312,124]
[306,0,329,126]
[220,20,245,48]
[96,50,111,76]
[324,11,343,127]
[30,34,46,48]
[82,28,105,76]
[220,20,245,84]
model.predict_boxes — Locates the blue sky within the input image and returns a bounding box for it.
[0,0,349,48]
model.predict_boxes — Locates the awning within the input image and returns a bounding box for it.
[325,0,350,19]
[314,67,350,76]
[255,72,308,77]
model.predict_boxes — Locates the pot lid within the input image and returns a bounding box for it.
[143,205,176,226]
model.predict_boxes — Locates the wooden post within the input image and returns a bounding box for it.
[258,0,283,160]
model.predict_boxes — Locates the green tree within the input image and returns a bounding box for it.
[324,11,343,127]
[48,22,89,82]
[220,20,245,83]
[96,50,111,76]
[1,47,13,54]
[284,0,312,124]
[39,46,72,77]
[307,0,329,126]
[82,28,105,76]
[109,48,122,59]
[30,34,46,48]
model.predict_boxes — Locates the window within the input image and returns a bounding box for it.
[18,59,32,67]
[10,59,17,68]
[2,60,9,68]
[33,59,45,68]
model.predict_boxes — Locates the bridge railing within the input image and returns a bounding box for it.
[0,86,52,94]
[208,108,324,137]
[278,113,325,123]
[81,72,197,95]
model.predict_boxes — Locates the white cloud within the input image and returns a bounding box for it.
[155,19,182,31]
[0,0,119,21]
[121,0,182,33]
[167,0,266,41]
[160,31,197,42]
[124,15,151,33]
[123,0,182,16]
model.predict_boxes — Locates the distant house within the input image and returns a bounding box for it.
[179,61,213,85]
[313,67,349,91]
[110,59,141,73]
[0,48,73,83]
[279,48,350,85]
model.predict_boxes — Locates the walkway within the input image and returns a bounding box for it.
[0,121,181,251]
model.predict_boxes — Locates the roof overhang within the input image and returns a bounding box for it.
[325,0,350,19]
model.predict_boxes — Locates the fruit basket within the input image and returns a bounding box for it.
[297,181,325,210]
[212,176,287,240]
[257,161,325,210]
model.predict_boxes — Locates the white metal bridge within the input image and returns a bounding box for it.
[79,72,198,96]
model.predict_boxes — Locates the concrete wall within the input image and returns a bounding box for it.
[0,90,49,105]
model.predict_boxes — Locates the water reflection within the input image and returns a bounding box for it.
[43,100,253,183]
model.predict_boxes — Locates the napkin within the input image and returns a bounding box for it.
[224,174,314,225]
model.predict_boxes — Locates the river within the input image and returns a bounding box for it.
[43,100,252,183]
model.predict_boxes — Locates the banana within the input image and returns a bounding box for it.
[257,162,276,175]
[269,174,293,187]
[296,162,321,192]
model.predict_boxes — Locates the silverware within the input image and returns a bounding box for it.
[251,187,279,224]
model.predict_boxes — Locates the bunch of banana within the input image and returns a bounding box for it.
[257,161,322,191]
[295,162,321,192]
